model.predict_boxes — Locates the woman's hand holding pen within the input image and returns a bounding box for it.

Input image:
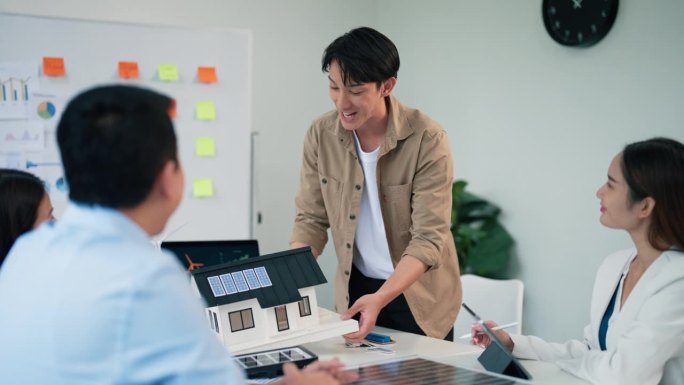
[470,320,515,351]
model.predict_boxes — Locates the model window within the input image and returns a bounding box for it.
[242,309,254,328]
[208,309,214,331]
[213,312,220,333]
[275,305,289,331]
[229,308,255,332]
[298,296,311,317]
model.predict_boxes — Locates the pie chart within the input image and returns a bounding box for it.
[37,101,56,119]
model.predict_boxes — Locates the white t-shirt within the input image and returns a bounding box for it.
[352,131,394,279]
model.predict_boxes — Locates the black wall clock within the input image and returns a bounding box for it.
[542,0,619,47]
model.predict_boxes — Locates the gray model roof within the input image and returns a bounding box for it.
[191,247,326,309]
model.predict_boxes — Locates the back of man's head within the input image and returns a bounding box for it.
[57,85,176,209]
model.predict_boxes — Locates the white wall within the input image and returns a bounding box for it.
[2,0,682,342]
[377,0,684,341]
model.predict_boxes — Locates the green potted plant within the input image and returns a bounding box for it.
[451,180,514,278]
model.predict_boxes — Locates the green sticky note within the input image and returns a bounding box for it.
[195,137,216,157]
[158,64,179,81]
[196,101,216,121]
[193,178,214,197]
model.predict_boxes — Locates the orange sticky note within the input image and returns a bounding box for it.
[168,99,177,119]
[198,66,218,84]
[43,57,66,77]
[118,61,139,79]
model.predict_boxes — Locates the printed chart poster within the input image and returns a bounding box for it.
[0,122,45,151]
[0,62,39,120]
[24,150,67,199]
[28,92,66,124]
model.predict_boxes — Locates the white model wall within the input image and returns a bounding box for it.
[2,0,682,342]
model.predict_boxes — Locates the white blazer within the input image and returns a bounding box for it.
[511,249,684,385]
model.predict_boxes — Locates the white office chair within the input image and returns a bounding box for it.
[454,274,524,339]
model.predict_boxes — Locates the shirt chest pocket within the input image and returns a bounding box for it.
[381,183,412,234]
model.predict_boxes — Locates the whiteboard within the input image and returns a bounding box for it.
[0,13,252,242]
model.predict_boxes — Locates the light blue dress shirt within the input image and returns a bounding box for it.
[0,204,244,384]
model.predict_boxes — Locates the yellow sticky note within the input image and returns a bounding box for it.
[196,101,216,121]
[193,178,214,197]
[158,64,179,81]
[195,137,216,157]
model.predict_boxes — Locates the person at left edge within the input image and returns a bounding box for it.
[0,168,55,265]
[0,85,356,385]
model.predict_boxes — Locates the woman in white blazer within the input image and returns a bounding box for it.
[471,137,684,385]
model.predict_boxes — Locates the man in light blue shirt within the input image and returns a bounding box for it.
[0,85,352,385]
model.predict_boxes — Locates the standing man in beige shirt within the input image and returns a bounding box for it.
[290,27,461,341]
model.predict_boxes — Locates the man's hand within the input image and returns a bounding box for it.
[340,293,384,341]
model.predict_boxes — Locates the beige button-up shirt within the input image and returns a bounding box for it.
[291,95,461,338]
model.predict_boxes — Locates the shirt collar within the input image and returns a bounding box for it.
[58,202,151,243]
[334,95,414,156]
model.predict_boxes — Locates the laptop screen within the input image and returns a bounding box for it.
[161,240,259,272]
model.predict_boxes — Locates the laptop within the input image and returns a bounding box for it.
[161,240,260,272]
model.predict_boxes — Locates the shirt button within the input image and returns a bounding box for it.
[322,178,327,184]
[350,214,356,220]
[344,270,350,276]
[346,243,351,249]
[355,184,361,190]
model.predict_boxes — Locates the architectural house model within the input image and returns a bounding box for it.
[191,247,358,354]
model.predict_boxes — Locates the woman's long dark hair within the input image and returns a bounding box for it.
[622,137,684,250]
[0,169,46,265]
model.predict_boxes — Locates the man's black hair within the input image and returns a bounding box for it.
[322,27,400,86]
[57,85,177,208]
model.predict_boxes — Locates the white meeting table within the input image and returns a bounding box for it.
[303,326,590,385]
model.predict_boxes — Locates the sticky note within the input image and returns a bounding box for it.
[196,101,216,121]
[198,66,218,83]
[193,178,214,197]
[43,57,66,77]
[195,137,216,157]
[168,99,177,119]
[118,61,139,79]
[158,64,179,81]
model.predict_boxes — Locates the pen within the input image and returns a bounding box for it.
[457,322,519,339]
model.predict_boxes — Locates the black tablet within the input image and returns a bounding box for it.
[462,302,532,380]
